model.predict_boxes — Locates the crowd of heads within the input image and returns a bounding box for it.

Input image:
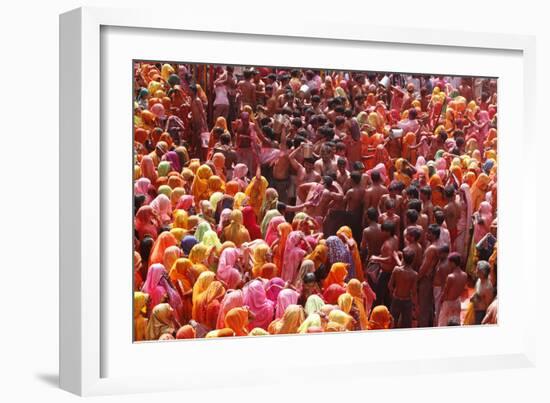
[133,62,498,341]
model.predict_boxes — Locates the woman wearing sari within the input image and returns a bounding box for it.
[268,304,305,335]
[141,263,183,323]
[244,173,269,219]
[135,206,160,241]
[304,294,325,316]
[216,289,245,329]
[336,226,364,282]
[190,164,213,205]
[251,242,272,279]
[188,243,212,271]
[241,206,262,240]
[326,236,353,278]
[150,194,172,225]
[169,258,201,322]
[275,288,300,319]
[134,292,149,342]
[217,247,243,290]
[146,303,176,340]
[265,277,286,304]
[140,155,158,183]
[224,307,250,336]
[243,279,275,330]
[323,263,348,290]
[222,209,251,247]
[345,279,369,330]
[163,245,182,274]
[194,280,226,330]
[263,213,285,245]
[272,222,292,273]
[148,231,178,266]
[470,173,490,211]
[191,271,216,319]
[281,231,309,283]
[367,305,393,330]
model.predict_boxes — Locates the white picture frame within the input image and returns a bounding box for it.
[60,6,537,396]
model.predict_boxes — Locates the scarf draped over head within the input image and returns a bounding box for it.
[265,277,286,303]
[269,304,304,335]
[176,324,196,339]
[242,206,262,240]
[244,176,269,218]
[191,164,213,204]
[216,247,242,290]
[216,289,245,329]
[470,173,490,211]
[149,232,178,266]
[243,279,274,330]
[368,305,393,330]
[146,303,175,340]
[275,288,300,319]
[323,283,346,305]
[261,210,284,240]
[323,262,348,290]
[298,313,322,334]
[304,294,325,316]
[281,231,307,283]
[222,209,251,247]
[224,307,249,336]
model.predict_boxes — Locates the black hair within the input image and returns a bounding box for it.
[448,252,462,267]
[406,226,421,241]
[434,210,445,225]
[262,126,275,140]
[420,186,432,198]
[406,209,419,224]
[352,161,365,171]
[438,244,450,254]
[322,176,333,188]
[350,171,362,185]
[334,105,345,114]
[406,186,419,199]
[337,157,346,166]
[403,248,415,265]
[303,272,316,284]
[371,170,381,183]
[220,132,231,145]
[476,260,491,277]
[381,220,396,236]
[366,207,379,223]
[408,108,418,120]
[311,95,321,103]
[444,185,456,199]
[335,116,346,127]
[407,199,422,213]
[428,224,441,240]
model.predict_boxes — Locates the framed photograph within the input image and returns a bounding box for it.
[60,6,536,396]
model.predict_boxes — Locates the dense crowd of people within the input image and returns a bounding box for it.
[133,62,498,341]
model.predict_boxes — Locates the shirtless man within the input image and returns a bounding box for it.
[362,171,388,226]
[379,199,401,240]
[403,225,423,272]
[432,244,451,324]
[417,224,441,327]
[438,253,467,326]
[270,123,292,203]
[238,69,256,109]
[443,186,460,250]
[264,84,278,117]
[289,151,321,201]
[379,181,404,216]
[301,176,343,226]
[361,207,385,264]
[369,221,399,308]
[343,171,365,243]
[389,248,418,328]
[314,144,338,177]
[336,157,349,188]
[189,84,208,159]
[420,186,435,224]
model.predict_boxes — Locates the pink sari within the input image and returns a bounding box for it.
[280,231,307,283]
[265,277,285,303]
[473,201,493,243]
[265,216,286,247]
[150,194,172,225]
[275,288,300,319]
[216,289,244,329]
[216,247,242,290]
[141,263,183,322]
[243,280,274,330]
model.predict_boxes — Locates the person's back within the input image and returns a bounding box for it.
[392,265,417,300]
[361,208,385,260]
[438,252,467,326]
